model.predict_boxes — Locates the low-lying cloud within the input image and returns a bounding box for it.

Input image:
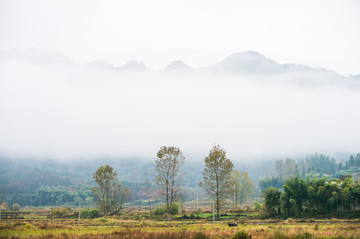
[0,50,359,161]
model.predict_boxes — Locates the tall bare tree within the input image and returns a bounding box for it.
[199,145,234,220]
[155,146,185,220]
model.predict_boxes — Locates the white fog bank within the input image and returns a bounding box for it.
[0,51,359,161]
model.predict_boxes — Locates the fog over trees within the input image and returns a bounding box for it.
[1,49,360,215]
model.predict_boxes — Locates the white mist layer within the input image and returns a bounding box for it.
[0,61,359,161]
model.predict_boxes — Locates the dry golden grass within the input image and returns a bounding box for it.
[1,218,360,239]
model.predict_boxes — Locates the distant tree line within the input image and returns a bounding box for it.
[344,153,360,169]
[264,175,360,217]
[0,185,93,207]
[7,151,360,214]
[259,153,360,192]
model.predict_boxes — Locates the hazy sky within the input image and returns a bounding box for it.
[0,0,359,75]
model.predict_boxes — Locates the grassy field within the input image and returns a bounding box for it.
[1,209,360,238]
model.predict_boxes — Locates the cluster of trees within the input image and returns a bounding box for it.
[34,185,93,206]
[91,145,254,220]
[265,176,360,217]
[152,145,253,221]
[0,186,93,208]
[3,150,360,220]
[259,153,360,192]
[304,153,338,175]
[345,153,360,169]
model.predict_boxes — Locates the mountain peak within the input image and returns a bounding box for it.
[119,60,148,71]
[223,51,273,64]
[211,51,282,74]
[233,51,264,57]
[164,60,193,71]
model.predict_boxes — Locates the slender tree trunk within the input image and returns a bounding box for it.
[166,185,171,220]
[148,199,152,219]
[217,195,220,221]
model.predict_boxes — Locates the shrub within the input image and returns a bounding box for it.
[81,209,99,218]
[1,202,8,209]
[153,203,179,215]
[97,218,108,223]
[51,207,69,218]
[11,203,20,211]
[153,206,167,215]
[233,230,251,239]
[253,201,262,211]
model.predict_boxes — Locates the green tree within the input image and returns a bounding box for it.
[264,187,281,216]
[199,145,234,220]
[155,146,185,220]
[258,177,283,192]
[111,183,129,213]
[92,164,129,215]
[282,176,307,216]
[231,170,254,205]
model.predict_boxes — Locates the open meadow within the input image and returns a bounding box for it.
[1,209,360,239]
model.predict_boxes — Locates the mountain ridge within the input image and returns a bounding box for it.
[0,48,354,77]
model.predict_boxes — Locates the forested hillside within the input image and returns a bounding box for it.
[259,153,360,192]
[0,157,208,207]
[1,153,359,209]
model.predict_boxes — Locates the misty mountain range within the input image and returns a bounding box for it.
[1,48,360,160]
[0,48,358,79]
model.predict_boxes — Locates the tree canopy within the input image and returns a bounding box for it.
[199,145,234,220]
[155,146,185,220]
[92,164,129,215]
[231,170,254,205]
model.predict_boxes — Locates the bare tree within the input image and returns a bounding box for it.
[155,146,185,220]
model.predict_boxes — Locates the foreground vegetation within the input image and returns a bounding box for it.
[1,216,360,238]
[1,208,360,239]
[2,151,360,238]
